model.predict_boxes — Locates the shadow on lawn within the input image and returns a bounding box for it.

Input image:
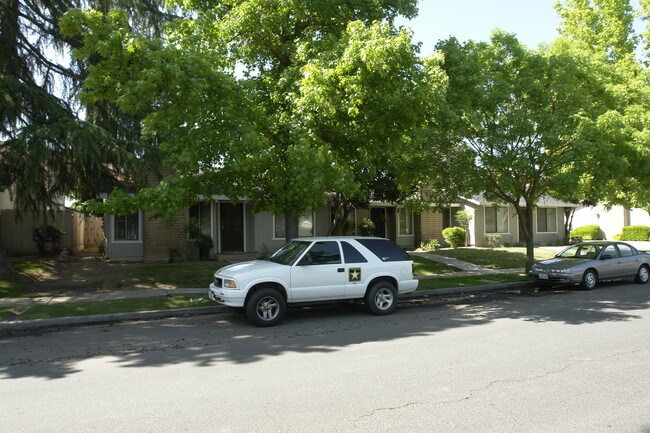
[0,282,648,380]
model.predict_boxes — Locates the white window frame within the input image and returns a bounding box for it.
[111,210,143,243]
[536,207,558,234]
[397,208,414,236]
[484,206,509,234]
[273,213,315,240]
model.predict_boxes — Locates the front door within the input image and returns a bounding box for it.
[370,208,387,238]
[220,203,244,252]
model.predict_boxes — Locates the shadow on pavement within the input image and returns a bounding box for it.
[0,282,648,380]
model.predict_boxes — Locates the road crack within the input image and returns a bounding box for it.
[355,348,644,426]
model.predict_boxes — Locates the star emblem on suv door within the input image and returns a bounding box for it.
[349,267,361,282]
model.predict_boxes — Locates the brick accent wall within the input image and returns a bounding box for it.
[415,210,444,246]
[142,169,189,262]
[143,209,189,262]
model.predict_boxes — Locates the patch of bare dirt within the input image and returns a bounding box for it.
[22,254,145,295]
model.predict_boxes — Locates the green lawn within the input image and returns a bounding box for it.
[0,274,29,298]
[0,296,214,322]
[417,273,530,290]
[0,258,47,298]
[12,259,47,275]
[431,247,559,269]
[121,262,225,289]
[412,256,455,276]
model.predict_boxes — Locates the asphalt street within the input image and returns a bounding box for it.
[1,282,649,433]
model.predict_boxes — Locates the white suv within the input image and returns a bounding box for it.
[208,237,418,326]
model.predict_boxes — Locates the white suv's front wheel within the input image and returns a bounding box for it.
[365,282,397,315]
[246,288,286,327]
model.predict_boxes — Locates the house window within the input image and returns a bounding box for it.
[189,202,212,236]
[537,208,557,233]
[398,208,413,236]
[442,207,460,229]
[485,207,509,234]
[274,213,314,238]
[114,211,140,241]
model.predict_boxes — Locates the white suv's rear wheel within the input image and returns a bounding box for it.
[246,288,286,327]
[365,282,397,315]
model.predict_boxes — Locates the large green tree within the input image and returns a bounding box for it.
[436,32,620,271]
[294,21,448,234]
[555,0,650,212]
[555,0,637,61]
[0,0,170,218]
[64,1,441,240]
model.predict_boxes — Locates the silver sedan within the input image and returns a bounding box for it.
[529,241,650,289]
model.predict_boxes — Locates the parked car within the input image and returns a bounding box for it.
[207,237,419,326]
[529,241,650,289]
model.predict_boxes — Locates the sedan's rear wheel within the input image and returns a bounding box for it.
[580,269,598,290]
[246,288,286,327]
[635,265,649,284]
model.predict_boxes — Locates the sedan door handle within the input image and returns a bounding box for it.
[337,268,344,272]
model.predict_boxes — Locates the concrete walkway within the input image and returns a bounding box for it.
[410,251,525,277]
[0,287,207,309]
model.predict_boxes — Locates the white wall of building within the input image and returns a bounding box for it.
[572,205,650,240]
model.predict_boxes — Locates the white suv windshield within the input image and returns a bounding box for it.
[268,240,311,265]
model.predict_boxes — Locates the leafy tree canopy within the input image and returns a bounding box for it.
[435,31,627,270]
[63,1,446,239]
[0,0,170,218]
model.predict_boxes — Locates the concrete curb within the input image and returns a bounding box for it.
[0,306,225,333]
[0,282,537,334]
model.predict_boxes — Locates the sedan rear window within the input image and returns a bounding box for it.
[355,238,411,262]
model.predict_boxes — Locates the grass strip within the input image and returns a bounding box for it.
[417,273,529,291]
[432,247,557,269]
[412,256,455,275]
[0,296,214,322]
[119,262,225,289]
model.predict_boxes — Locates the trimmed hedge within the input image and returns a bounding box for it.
[569,225,603,241]
[618,225,650,241]
[442,227,466,249]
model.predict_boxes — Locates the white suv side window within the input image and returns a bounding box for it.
[298,241,342,266]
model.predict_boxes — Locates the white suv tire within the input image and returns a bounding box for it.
[365,281,397,315]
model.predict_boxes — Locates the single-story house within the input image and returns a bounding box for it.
[103,198,418,262]
[103,190,584,261]
[415,195,578,248]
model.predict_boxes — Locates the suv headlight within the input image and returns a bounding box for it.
[223,278,238,289]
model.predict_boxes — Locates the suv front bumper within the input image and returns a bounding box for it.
[208,283,246,308]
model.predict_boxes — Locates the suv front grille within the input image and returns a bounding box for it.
[214,277,222,288]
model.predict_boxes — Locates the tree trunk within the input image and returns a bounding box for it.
[330,203,353,236]
[285,214,299,241]
[0,247,15,274]
[564,207,576,243]
[516,204,536,273]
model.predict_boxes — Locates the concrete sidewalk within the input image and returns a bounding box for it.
[0,287,207,309]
